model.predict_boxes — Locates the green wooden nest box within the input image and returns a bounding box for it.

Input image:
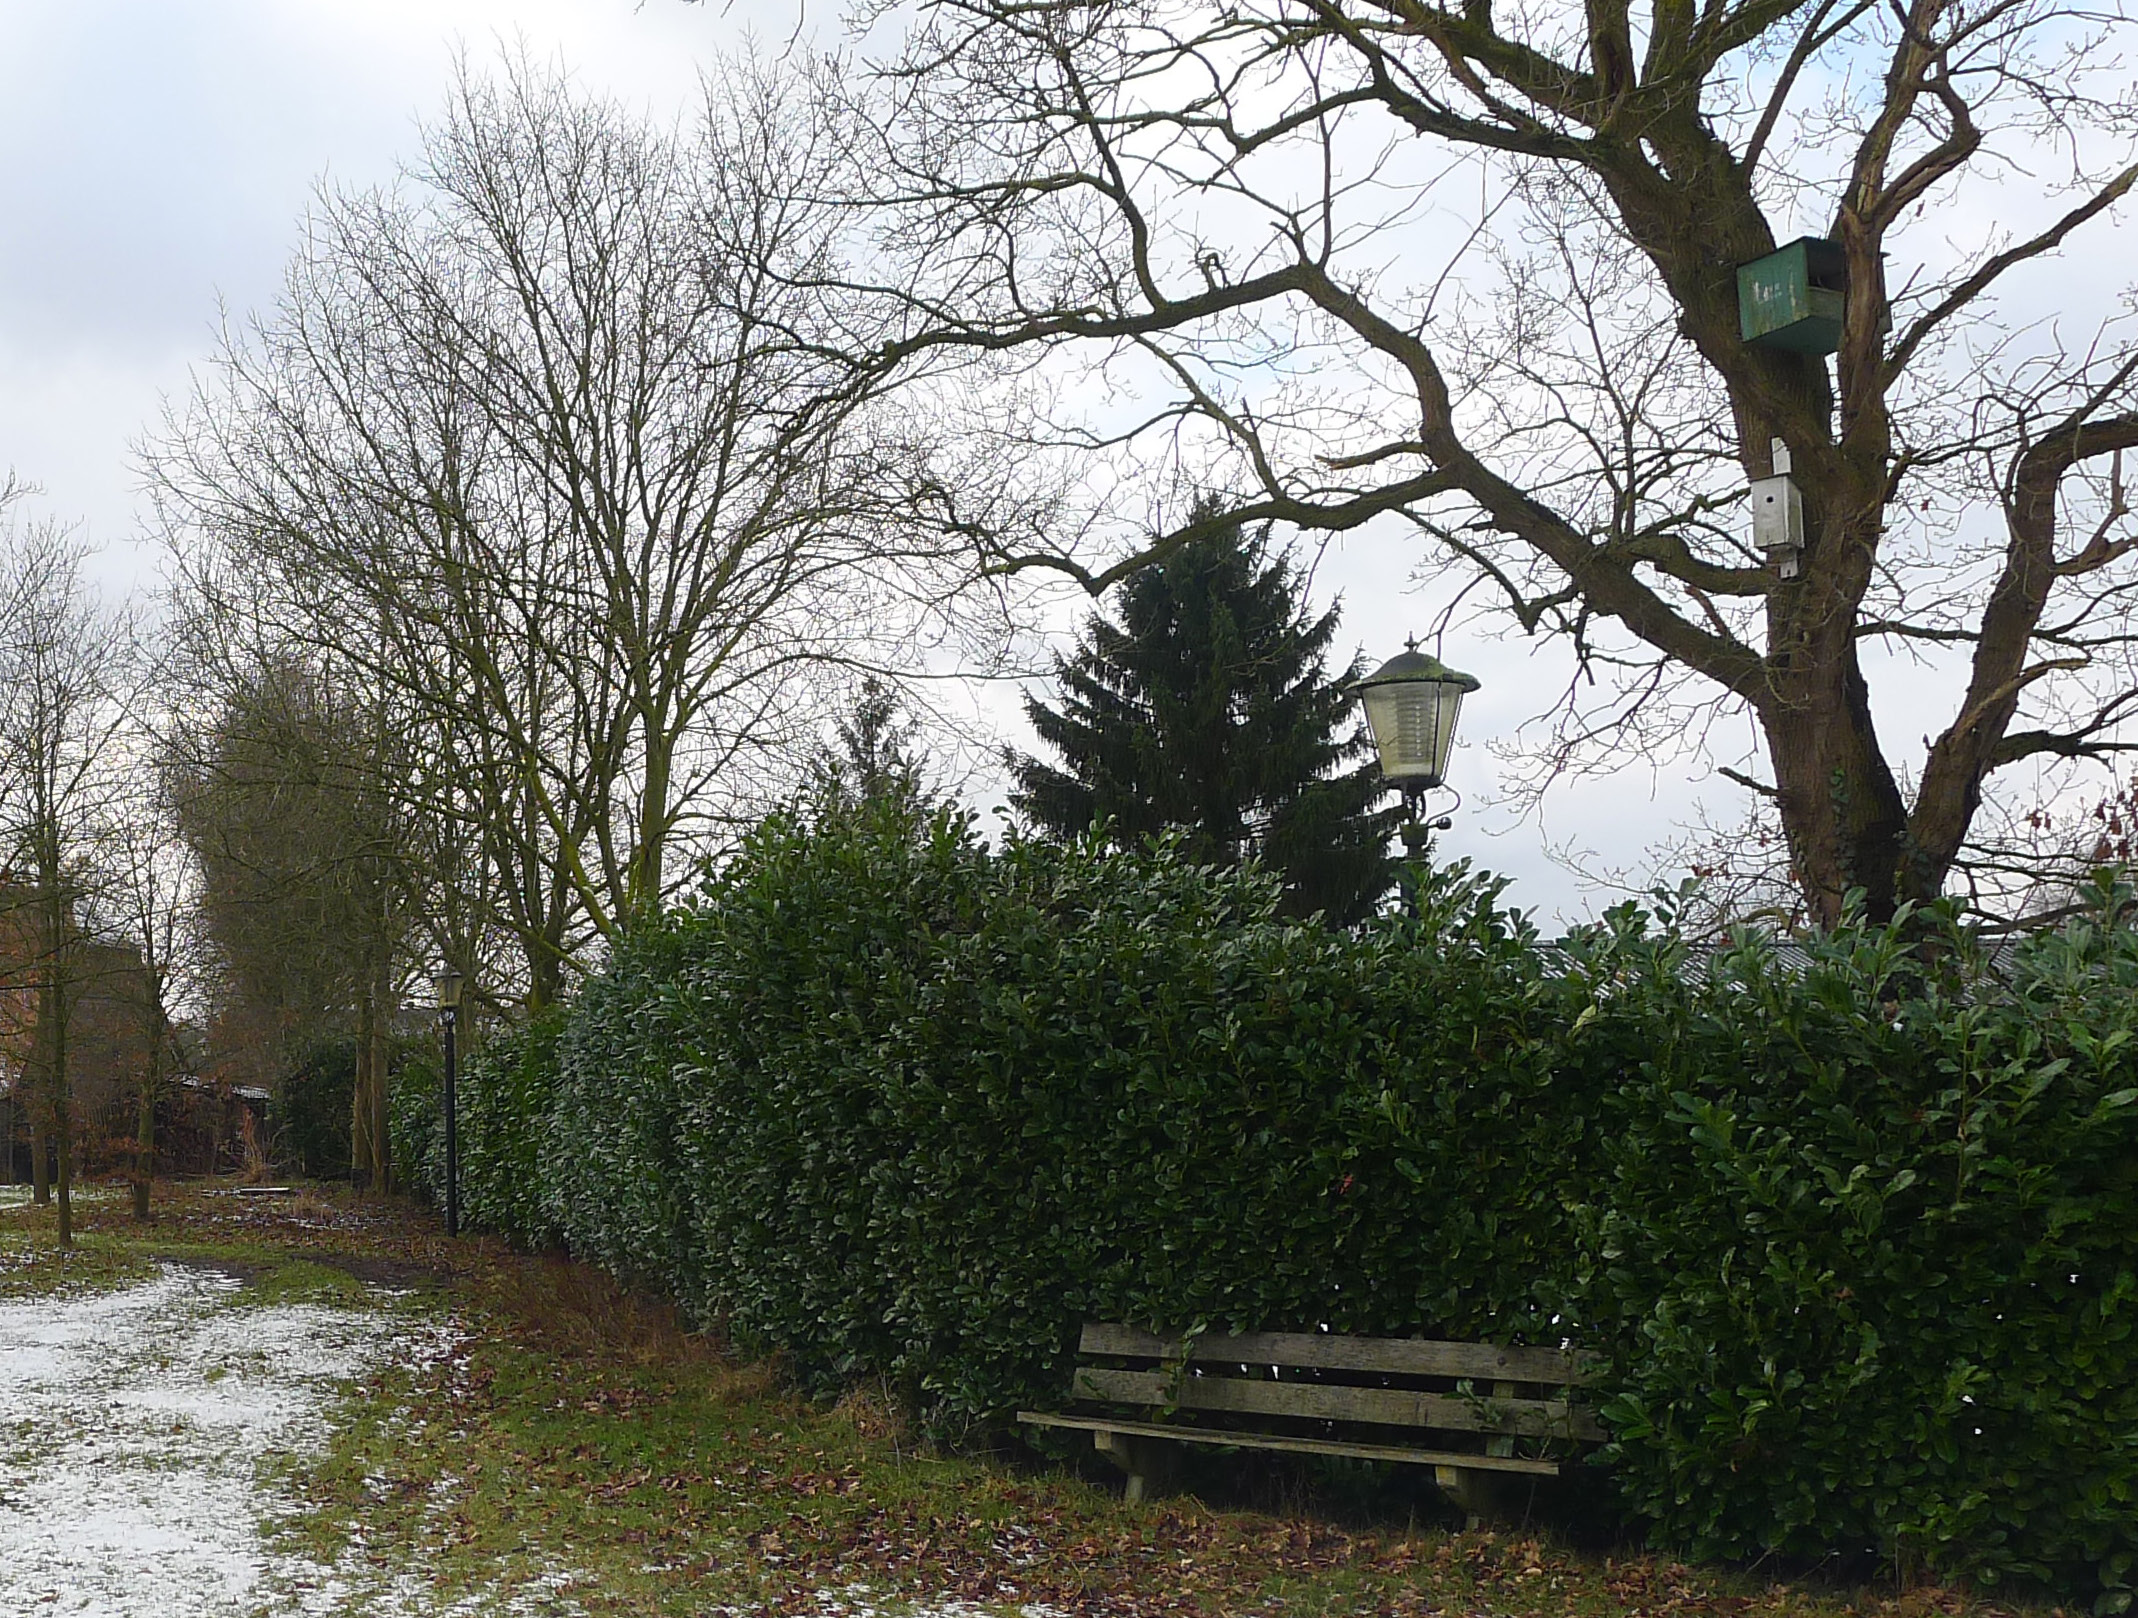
[1737,237,1846,354]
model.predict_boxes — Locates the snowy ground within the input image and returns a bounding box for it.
[0,1183,121,1212]
[0,1262,445,1616]
[0,1263,1059,1618]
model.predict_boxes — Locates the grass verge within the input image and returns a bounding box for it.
[15,1179,2061,1618]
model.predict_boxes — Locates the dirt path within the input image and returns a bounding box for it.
[0,1262,433,1615]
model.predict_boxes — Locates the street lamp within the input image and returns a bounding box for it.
[432,966,464,1238]
[1352,640,1480,896]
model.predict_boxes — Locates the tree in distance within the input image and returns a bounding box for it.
[0,508,135,1245]
[1009,511,1399,925]
[808,675,934,818]
[167,658,411,1189]
[152,57,957,1009]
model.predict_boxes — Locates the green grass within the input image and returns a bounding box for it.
[275,1257,2054,1618]
[287,1320,1441,1615]
[7,1180,2061,1618]
[0,1224,157,1299]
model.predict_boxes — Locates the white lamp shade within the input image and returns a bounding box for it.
[432,967,465,1011]
[1353,647,1480,790]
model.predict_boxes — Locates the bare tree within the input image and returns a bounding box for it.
[152,57,957,1004]
[166,656,412,1188]
[0,519,134,1246]
[92,793,194,1220]
[834,0,2138,923]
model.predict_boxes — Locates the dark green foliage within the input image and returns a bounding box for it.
[1563,900,2138,1603]
[395,1013,564,1247]
[1009,509,1399,925]
[432,802,2138,1601]
[280,1037,354,1178]
[387,1047,439,1197]
[542,927,702,1289]
[809,675,932,814]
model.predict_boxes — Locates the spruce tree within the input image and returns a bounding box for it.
[809,676,931,815]
[1008,513,1399,924]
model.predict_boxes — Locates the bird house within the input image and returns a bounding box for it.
[1751,438,1805,578]
[1737,237,1847,355]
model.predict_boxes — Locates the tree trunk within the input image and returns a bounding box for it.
[367,952,392,1191]
[30,1108,48,1204]
[634,728,672,916]
[527,893,572,1012]
[1764,647,1914,924]
[351,987,378,1191]
[133,1023,160,1221]
[46,966,72,1249]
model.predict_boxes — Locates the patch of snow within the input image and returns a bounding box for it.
[0,1183,122,1213]
[0,1261,440,1615]
[0,1263,1077,1617]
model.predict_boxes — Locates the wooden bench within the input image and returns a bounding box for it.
[1018,1323,1603,1519]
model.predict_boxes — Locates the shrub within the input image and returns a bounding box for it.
[458,795,2138,1601]
[280,1036,355,1177]
[529,797,1602,1417]
[542,922,701,1291]
[394,1011,564,1247]
[387,1044,439,1198]
[1568,905,2138,1602]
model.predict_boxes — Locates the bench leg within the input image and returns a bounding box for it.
[1093,1429,1178,1504]
[1434,1464,1522,1530]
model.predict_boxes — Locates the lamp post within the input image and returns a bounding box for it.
[432,966,464,1238]
[1352,640,1480,910]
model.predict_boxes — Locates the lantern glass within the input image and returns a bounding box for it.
[1352,646,1480,792]
[432,967,465,1011]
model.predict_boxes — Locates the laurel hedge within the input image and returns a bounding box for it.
[1566,915,2138,1600]
[402,798,2138,1603]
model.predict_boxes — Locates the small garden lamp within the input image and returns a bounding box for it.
[433,966,464,1238]
[1352,640,1480,882]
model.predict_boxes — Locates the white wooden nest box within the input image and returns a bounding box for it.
[1752,437,1804,579]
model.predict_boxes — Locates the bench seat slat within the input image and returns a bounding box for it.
[1071,1365,1605,1442]
[1016,1411,1564,1476]
[1077,1323,1595,1385]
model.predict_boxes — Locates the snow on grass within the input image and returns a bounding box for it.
[0,1261,1045,1618]
[0,1183,123,1213]
[0,1260,450,1616]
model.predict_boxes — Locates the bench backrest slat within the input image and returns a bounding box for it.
[1078,1323,1595,1385]
[1072,1365,1606,1441]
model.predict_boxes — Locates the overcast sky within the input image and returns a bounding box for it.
[1,0,2001,925]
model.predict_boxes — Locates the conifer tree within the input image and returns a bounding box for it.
[809,676,932,816]
[1009,513,1398,924]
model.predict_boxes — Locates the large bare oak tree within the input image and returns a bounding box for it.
[842,0,2138,922]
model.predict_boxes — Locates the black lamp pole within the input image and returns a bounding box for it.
[1399,803,1434,919]
[442,1005,458,1238]
[434,967,465,1238]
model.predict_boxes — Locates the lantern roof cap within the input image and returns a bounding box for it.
[1352,640,1480,693]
